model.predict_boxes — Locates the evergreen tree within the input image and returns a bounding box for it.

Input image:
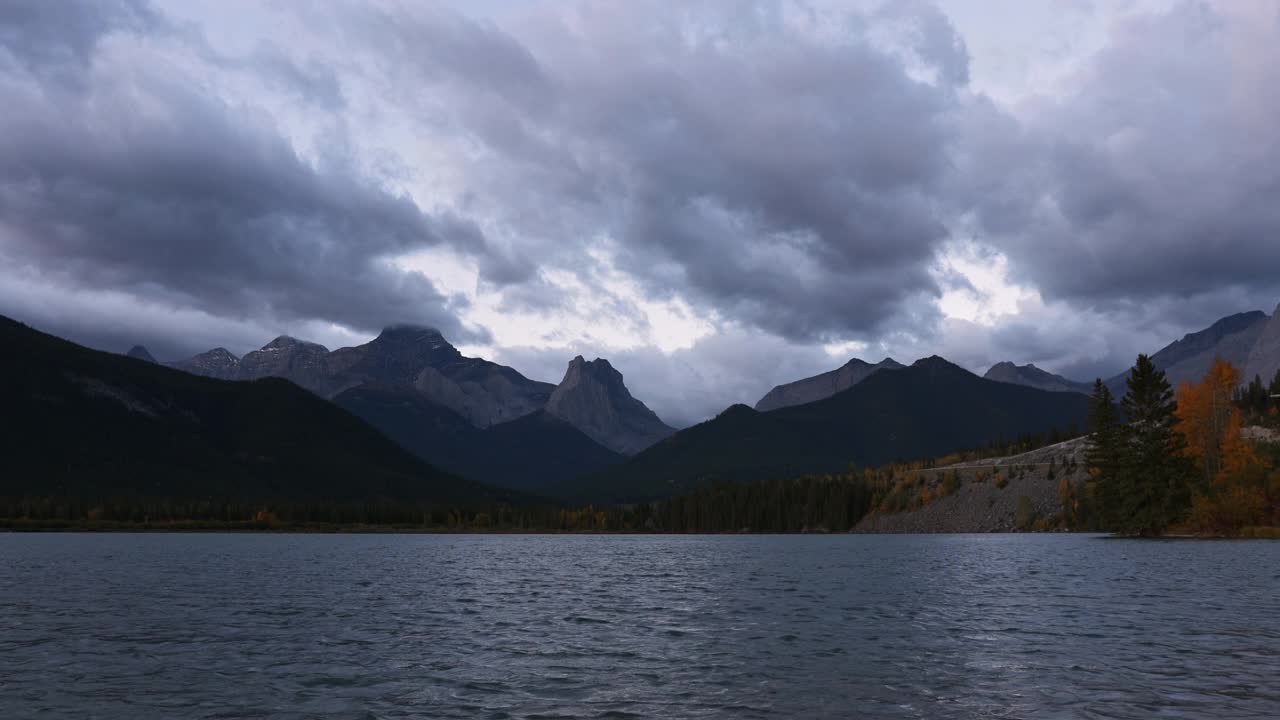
[1086,378,1126,530]
[1116,354,1194,535]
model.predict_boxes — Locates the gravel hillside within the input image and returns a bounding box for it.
[854,437,1091,533]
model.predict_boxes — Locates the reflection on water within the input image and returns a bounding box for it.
[1,533,1277,719]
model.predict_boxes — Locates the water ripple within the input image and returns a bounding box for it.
[0,534,1277,719]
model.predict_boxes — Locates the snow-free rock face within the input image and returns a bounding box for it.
[236,337,332,394]
[173,325,554,427]
[328,325,554,427]
[545,356,674,455]
[755,358,903,412]
[170,348,241,380]
[1243,304,1280,388]
[1107,310,1269,395]
[125,345,156,363]
[983,362,1091,394]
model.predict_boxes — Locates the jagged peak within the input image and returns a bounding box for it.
[564,355,620,378]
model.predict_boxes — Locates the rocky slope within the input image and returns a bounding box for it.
[327,325,555,428]
[854,437,1090,533]
[984,362,1091,394]
[1243,303,1280,388]
[237,336,333,394]
[170,348,241,380]
[545,356,674,455]
[172,325,556,428]
[755,357,903,412]
[1106,310,1269,395]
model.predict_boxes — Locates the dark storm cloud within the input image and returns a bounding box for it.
[352,1,973,342]
[0,4,493,346]
[4,0,1279,409]
[962,2,1280,319]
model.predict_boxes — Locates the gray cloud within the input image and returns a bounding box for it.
[0,6,493,347]
[961,2,1280,319]
[3,0,1279,420]
[351,1,972,341]
[0,0,158,83]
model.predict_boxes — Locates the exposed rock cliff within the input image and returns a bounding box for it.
[545,356,674,455]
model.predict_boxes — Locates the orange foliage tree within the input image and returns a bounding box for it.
[1175,357,1275,534]
[1174,357,1241,486]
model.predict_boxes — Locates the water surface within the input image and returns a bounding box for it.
[1,533,1277,718]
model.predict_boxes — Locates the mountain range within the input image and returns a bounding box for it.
[0,315,501,507]
[138,325,673,492]
[565,356,1091,503]
[6,300,1278,510]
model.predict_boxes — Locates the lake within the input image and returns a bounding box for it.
[1,533,1277,719]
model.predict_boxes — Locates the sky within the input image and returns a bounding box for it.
[1,0,1278,427]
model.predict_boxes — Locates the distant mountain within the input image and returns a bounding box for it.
[0,315,501,506]
[566,356,1089,503]
[236,336,334,395]
[545,356,675,454]
[125,345,156,363]
[170,347,240,380]
[1106,311,1268,394]
[755,357,903,412]
[338,325,555,428]
[1243,304,1280,388]
[175,325,556,428]
[984,362,1091,394]
[333,384,623,493]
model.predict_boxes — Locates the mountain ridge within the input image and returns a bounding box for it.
[565,356,1090,504]
[755,357,903,412]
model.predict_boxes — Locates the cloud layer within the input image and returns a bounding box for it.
[1,0,1278,425]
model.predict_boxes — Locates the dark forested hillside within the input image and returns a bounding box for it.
[333,385,624,493]
[0,315,503,507]
[568,357,1090,503]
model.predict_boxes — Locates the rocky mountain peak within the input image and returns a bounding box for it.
[546,356,673,455]
[169,347,241,380]
[561,356,624,389]
[984,361,1092,394]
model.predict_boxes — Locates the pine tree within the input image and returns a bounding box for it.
[1116,354,1194,535]
[1086,378,1126,530]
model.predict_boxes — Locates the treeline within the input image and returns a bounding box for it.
[1086,356,1280,536]
[0,496,624,532]
[1234,369,1280,425]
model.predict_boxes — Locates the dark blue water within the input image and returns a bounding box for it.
[1,534,1277,719]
